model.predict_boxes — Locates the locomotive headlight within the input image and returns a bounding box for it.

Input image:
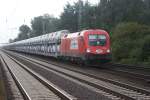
[106,49,110,53]
[86,48,90,53]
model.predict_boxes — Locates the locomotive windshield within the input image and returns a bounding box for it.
[88,34,106,46]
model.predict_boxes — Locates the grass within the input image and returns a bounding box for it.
[0,80,6,100]
[0,62,6,100]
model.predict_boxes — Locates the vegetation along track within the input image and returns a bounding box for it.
[4,50,150,100]
[0,51,76,100]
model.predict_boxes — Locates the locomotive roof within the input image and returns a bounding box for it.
[64,29,108,38]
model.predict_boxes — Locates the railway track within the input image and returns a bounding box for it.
[4,50,150,100]
[0,51,76,100]
[107,63,150,71]
[100,63,150,83]
[10,51,150,86]
[26,52,150,84]
[12,51,150,84]
[11,51,150,93]
[25,56,150,94]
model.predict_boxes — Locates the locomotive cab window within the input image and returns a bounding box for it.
[88,34,106,46]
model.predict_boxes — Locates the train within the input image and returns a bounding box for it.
[3,29,111,65]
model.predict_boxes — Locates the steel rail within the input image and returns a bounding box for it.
[6,51,142,100]
[9,51,150,95]
[32,57,150,95]
[5,52,77,100]
[0,55,31,100]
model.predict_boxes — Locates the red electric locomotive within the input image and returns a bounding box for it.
[3,29,111,65]
[60,29,111,64]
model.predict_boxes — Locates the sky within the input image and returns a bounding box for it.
[0,0,99,44]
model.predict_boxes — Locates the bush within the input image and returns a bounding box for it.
[140,35,150,65]
[111,22,150,66]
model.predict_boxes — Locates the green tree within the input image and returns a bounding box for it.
[96,0,145,31]
[31,14,60,37]
[112,22,150,65]
[19,24,31,34]
[140,35,150,65]
[60,0,96,32]
[31,16,43,37]
[60,3,78,32]
[14,24,31,41]
[9,39,13,43]
[81,1,97,29]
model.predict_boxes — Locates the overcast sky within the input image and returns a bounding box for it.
[0,0,98,44]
